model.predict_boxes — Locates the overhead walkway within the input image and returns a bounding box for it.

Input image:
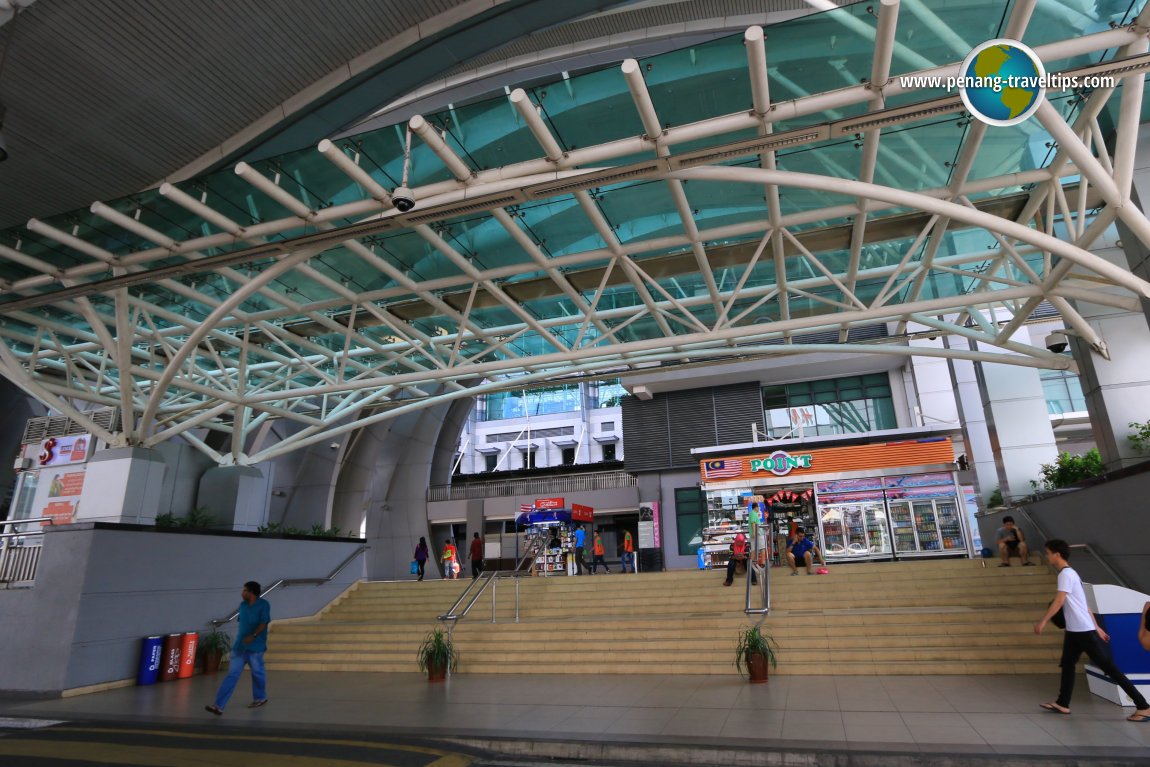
[266,559,1061,676]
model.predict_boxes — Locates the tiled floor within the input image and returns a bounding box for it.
[2,672,1149,760]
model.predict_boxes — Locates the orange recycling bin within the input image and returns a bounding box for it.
[177,632,198,679]
[159,634,183,681]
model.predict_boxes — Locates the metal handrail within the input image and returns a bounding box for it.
[744,523,771,617]
[0,517,51,529]
[1069,543,1133,590]
[210,544,369,626]
[438,540,539,623]
[988,509,1132,589]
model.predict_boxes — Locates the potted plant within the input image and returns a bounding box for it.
[735,624,778,684]
[416,626,458,682]
[198,628,231,674]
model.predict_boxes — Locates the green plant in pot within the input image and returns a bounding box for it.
[735,624,778,683]
[416,626,458,682]
[198,628,231,674]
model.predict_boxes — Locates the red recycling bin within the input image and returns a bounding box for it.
[178,632,198,679]
[159,634,183,681]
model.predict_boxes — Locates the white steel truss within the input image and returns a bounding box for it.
[3,3,1150,464]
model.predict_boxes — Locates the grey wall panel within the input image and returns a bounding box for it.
[0,527,93,694]
[977,470,1150,594]
[60,528,364,691]
[623,383,763,472]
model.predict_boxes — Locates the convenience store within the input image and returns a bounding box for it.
[695,435,973,569]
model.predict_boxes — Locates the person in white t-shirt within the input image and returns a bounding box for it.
[1034,539,1150,721]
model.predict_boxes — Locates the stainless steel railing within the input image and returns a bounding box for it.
[210,544,369,626]
[0,517,50,587]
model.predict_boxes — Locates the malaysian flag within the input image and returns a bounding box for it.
[519,503,535,513]
[704,459,743,478]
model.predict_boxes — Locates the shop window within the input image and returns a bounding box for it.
[484,453,499,472]
[674,486,707,556]
[602,443,617,461]
[562,447,576,465]
[761,374,895,438]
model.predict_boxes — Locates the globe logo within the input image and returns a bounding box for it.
[958,39,1045,127]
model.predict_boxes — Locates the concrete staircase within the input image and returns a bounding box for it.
[266,559,1063,676]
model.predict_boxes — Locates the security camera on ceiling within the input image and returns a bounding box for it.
[1045,331,1069,354]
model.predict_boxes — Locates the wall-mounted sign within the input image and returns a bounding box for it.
[535,497,565,509]
[750,451,813,476]
[571,503,594,522]
[638,501,661,549]
[38,435,92,467]
[699,438,956,485]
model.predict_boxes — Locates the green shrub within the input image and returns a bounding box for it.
[1034,449,1105,490]
[1128,420,1150,454]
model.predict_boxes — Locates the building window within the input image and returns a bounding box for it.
[594,379,627,408]
[600,421,615,432]
[602,443,617,461]
[483,385,582,421]
[762,373,895,438]
[675,486,706,556]
[484,453,499,472]
[524,451,537,470]
[1040,369,1086,414]
[562,447,576,465]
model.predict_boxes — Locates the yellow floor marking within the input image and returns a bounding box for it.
[48,726,467,759]
[0,740,408,767]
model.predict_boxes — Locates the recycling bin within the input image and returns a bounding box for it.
[159,634,183,681]
[177,632,198,679]
[136,636,163,686]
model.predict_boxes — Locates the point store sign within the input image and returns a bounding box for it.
[750,451,812,476]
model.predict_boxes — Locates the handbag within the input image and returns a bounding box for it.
[1049,599,1066,629]
[410,560,419,575]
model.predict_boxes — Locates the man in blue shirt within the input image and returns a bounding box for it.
[786,528,824,576]
[206,581,270,715]
[574,524,586,575]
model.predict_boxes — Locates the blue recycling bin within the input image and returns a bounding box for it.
[137,635,163,685]
[697,547,707,570]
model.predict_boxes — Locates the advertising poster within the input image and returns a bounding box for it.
[638,501,660,549]
[33,465,86,525]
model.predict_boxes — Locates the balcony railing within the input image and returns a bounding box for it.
[428,470,636,501]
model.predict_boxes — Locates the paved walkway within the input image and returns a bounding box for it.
[3,672,1149,764]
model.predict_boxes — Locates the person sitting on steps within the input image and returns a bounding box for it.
[723,532,757,587]
[996,515,1033,567]
[786,528,824,576]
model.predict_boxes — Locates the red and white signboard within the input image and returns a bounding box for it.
[535,497,565,509]
[571,503,594,522]
[38,434,92,467]
[34,466,86,525]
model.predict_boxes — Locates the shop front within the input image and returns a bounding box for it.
[698,436,970,567]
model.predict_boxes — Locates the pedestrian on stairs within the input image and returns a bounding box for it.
[469,532,485,579]
[573,524,587,575]
[591,529,610,574]
[620,529,635,573]
[414,537,429,581]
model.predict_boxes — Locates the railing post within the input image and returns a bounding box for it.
[515,576,520,623]
[491,578,497,623]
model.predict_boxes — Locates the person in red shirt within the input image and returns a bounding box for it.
[468,532,485,579]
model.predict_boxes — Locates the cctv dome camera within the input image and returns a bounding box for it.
[392,187,415,213]
[1045,331,1069,354]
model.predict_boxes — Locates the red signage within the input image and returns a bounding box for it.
[571,503,594,522]
[535,497,565,509]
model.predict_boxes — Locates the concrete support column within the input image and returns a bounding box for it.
[76,447,167,524]
[944,345,1000,504]
[968,326,1060,502]
[196,465,273,531]
[1073,205,1150,471]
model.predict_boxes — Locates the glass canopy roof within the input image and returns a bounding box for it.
[2,0,1150,463]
